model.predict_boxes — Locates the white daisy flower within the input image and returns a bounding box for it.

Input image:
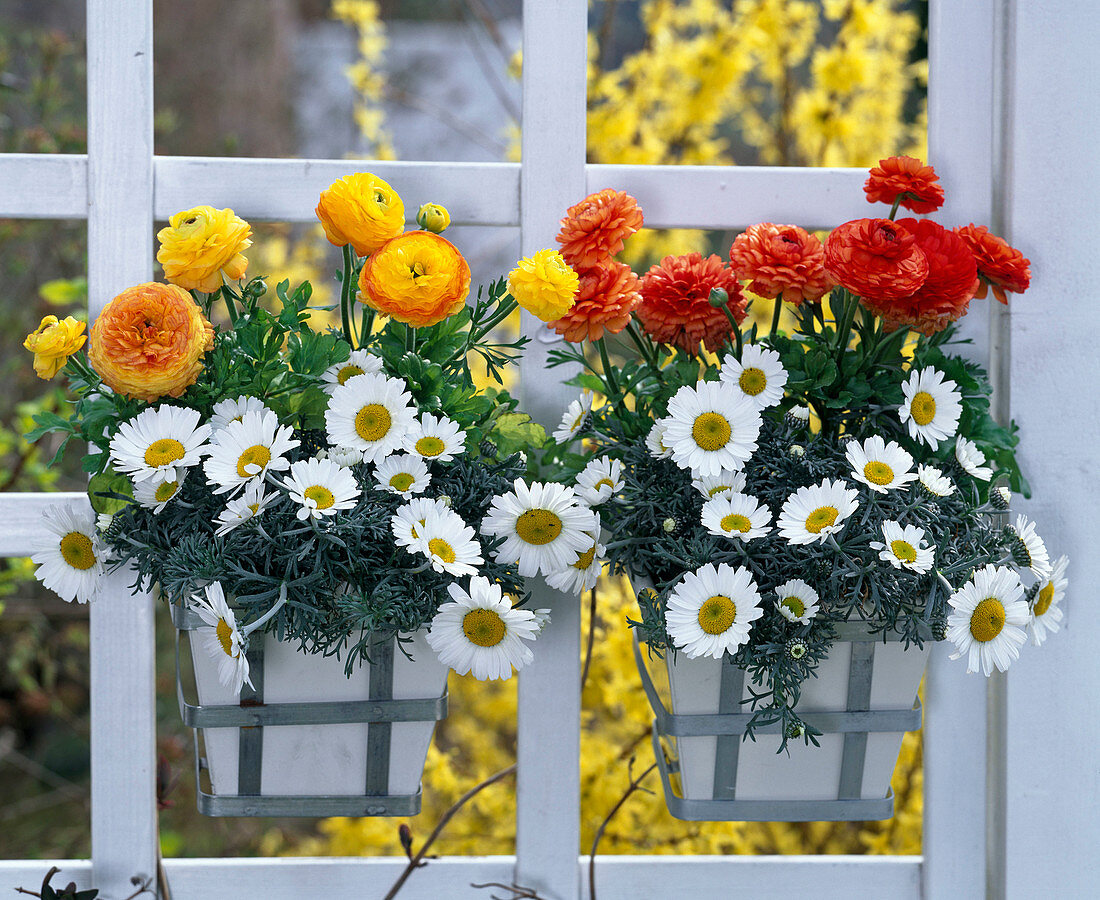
[1007,514,1052,579]
[284,457,360,521]
[662,381,761,477]
[774,579,820,624]
[321,349,384,395]
[481,479,599,577]
[870,521,935,573]
[545,519,605,595]
[692,469,747,500]
[203,409,299,495]
[553,392,593,444]
[109,405,210,483]
[574,457,624,506]
[946,565,1029,675]
[955,437,993,481]
[916,464,955,497]
[324,371,417,464]
[777,479,860,545]
[328,446,365,467]
[719,343,788,409]
[426,576,540,681]
[846,435,917,494]
[701,492,772,542]
[374,453,431,498]
[899,368,963,448]
[532,608,552,632]
[214,481,278,536]
[391,497,448,549]
[210,395,271,433]
[30,503,105,604]
[664,563,764,659]
[405,412,464,463]
[190,582,253,694]
[645,418,674,460]
[411,507,484,577]
[133,468,186,514]
[1029,554,1068,646]
[786,405,811,427]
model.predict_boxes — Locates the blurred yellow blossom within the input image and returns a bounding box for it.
[23,315,86,379]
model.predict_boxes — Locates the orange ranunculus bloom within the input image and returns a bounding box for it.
[24,315,87,379]
[88,283,214,402]
[824,218,929,303]
[636,253,746,354]
[954,224,1031,304]
[548,262,641,343]
[864,156,945,214]
[156,206,252,293]
[556,189,644,269]
[870,219,979,335]
[316,172,405,257]
[358,231,471,328]
[728,223,835,306]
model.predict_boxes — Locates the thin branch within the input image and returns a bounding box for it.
[580,586,598,692]
[587,759,658,900]
[383,85,507,156]
[454,0,521,121]
[470,882,546,899]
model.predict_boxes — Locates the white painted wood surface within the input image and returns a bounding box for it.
[0,154,88,219]
[0,493,89,556]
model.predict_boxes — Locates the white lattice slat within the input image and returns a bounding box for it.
[0,493,89,557]
[0,154,88,219]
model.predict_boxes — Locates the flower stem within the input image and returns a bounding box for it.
[340,244,357,347]
[596,337,622,403]
[769,297,783,337]
[889,195,903,220]
[720,305,743,359]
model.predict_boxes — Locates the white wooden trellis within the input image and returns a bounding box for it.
[1,0,1097,897]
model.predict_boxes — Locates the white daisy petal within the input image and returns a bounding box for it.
[203,409,300,495]
[283,457,361,521]
[692,469,747,500]
[545,517,606,595]
[664,563,764,659]
[916,464,955,497]
[109,405,210,483]
[662,381,762,477]
[215,481,278,536]
[899,368,962,449]
[321,349,384,395]
[391,497,448,549]
[132,468,186,514]
[701,492,772,542]
[210,396,272,433]
[574,457,624,506]
[946,565,1029,675]
[553,392,593,444]
[410,507,484,577]
[719,343,788,409]
[869,520,935,573]
[404,413,465,463]
[774,579,820,624]
[1029,555,1068,646]
[777,478,860,545]
[324,372,417,464]
[190,582,253,694]
[845,434,917,494]
[30,502,105,604]
[955,437,993,481]
[645,418,674,460]
[1008,514,1052,579]
[374,453,431,497]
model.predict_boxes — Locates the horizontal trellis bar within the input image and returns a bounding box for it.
[0,154,88,218]
[0,855,922,899]
[0,492,89,557]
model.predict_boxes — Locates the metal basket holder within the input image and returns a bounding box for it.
[172,603,448,817]
[634,624,924,822]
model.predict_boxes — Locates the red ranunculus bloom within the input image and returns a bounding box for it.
[636,252,747,354]
[864,156,945,214]
[728,223,835,306]
[556,189,644,269]
[548,261,642,342]
[954,224,1031,304]
[869,218,979,334]
[824,218,929,304]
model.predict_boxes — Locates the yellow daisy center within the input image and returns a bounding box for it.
[462,608,506,647]
[697,594,737,635]
[236,444,272,478]
[911,391,937,426]
[595,478,614,490]
[891,539,917,563]
[144,437,186,467]
[970,597,1006,643]
[428,537,456,563]
[864,460,895,486]
[337,364,364,385]
[355,404,392,442]
[1033,582,1055,617]
[59,531,96,570]
[738,367,767,396]
[692,412,732,451]
[215,618,238,658]
[781,596,806,618]
[515,508,562,545]
[572,544,597,570]
[415,435,446,457]
[389,472,415,492]
[247,503,260,515]
[154,481,179,503]
[304,484,335,510]
[805,505,839,533]
[708,485,731,497]
[720,513,753,533]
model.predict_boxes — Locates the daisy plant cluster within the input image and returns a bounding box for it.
[542,158,1065,748]
[23,171,601,695]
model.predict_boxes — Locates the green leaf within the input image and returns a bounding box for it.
[491,412,548,456]
[24,410,72,443]
[88,469,133,514]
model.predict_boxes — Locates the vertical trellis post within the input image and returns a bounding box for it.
[86,0,159,894]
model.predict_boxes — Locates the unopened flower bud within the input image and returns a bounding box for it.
[416,203,451,234]
[990,484,1011,511]
[662,517,678,534]
[708,287,730,308]
[789,444,805,458]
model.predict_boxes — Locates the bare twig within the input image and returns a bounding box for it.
[587,758,658,900]
[454,0,521,122]
[383,764,517,899]
[383,85,507,156]
[470,881,546,899]
[580,586,598,692]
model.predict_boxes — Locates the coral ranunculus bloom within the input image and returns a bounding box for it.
[637,253,747,354]
[88,283,214,402]
[358,231,471,328]
[864,156,945,214]
[556,189,644,269]
[870,219,979,335]
[156,206,252,293]
[954,224,1031,304]
[728,223,835,306]
[317,172,406,257]
[824,218,929,303]
[548,262,642,343]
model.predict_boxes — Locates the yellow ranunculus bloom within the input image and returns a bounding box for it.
[506,249,579,322]
[156,206,252,293]
[23,315,87,379]
[416,203,451,234]
[316,172,405,257]
[358,231,470,328]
